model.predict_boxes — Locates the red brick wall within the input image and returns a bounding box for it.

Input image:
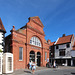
[26,17,49,67]
[9,16,50,70]
[11,30,26,70]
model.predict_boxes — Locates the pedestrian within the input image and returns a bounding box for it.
[29,60,32,70]
[32,61,36,74]
[53,60,56,68]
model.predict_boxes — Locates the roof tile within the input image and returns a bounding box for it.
[0,18,6,32]
[72,42,75,50]
[50,42,55,46]
[56,35,73,45]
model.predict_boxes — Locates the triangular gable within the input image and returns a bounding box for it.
[29,16,44,28]
[0,18,6,33]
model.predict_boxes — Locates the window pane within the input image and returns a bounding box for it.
[66,43,70,48]
[30,40,32,44]
[56,45,58,49]
[45,52,47,61]
[30,37,41,47]
[37,42,38,45]
[19,47,23,60]
[59,49,65,56]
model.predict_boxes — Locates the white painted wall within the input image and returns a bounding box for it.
[55,43,72,59]
[0,32,4,51]
[71,50,75,57]
[0,53,2,74]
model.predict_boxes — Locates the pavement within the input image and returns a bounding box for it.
[2,67,49,75]
[2,66,75,75]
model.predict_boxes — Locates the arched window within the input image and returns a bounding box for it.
[30,37,41,47]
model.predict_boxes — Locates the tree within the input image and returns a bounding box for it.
[0,49,2,52]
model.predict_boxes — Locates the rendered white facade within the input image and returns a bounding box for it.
[55,43,72,59]
[0,53,2,74]
[0,32,4,51]
[71,50,75,57]
[54,34,75,66]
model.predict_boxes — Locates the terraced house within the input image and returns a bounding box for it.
[50,34,75,66]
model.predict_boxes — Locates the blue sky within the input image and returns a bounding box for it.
[0,0,75,42]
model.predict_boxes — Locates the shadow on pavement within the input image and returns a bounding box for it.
[24,70,32,74]
[71,72,75,75]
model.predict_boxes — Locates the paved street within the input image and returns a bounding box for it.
[3,66,75,75]
[20,66,75,75]
[34,68,75,75]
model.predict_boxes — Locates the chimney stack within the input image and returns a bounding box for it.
[62,34,66,37]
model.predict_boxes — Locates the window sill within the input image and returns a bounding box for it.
[19,60,23,61]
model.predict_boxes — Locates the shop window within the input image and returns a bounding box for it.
[19,47,23,61]
[59,49,65,56]
[30,37,41,47]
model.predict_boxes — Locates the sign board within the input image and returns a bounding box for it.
[47,58,49,62]
[31,47,40,50]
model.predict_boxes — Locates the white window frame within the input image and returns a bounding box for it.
[30,37,41,47]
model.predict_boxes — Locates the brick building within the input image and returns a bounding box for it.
[5,16,50,70]
[49,41,55,65]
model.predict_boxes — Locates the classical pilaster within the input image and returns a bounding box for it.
[35,52,37,66]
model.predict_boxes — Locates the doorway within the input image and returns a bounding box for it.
[67,59,71,66]
[37,52,41,66]
[73,59,75,66]
[29,51,35,62]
